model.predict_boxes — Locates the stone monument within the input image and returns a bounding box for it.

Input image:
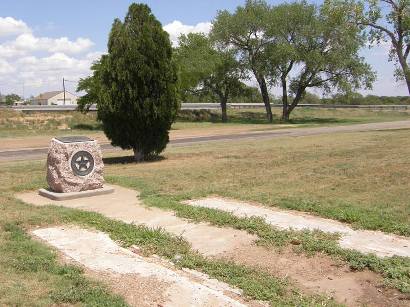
[39,136,114,200]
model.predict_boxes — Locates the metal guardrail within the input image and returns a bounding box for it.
[3,103,410,112]
[229,103,410,109]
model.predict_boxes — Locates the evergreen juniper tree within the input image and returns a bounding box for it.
[77,3,179,161]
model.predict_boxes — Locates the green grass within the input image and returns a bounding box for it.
[102,130,410,237]
[0,194,337,306]
[1,125,410,304]
[106,181,410,294]
[0,222,127,306]
[102,129,410,293]
[2,107,410,138]
[176,108,410,126]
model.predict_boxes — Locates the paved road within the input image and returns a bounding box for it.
[1,120,410,162]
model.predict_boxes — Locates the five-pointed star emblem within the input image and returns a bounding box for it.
[75,155,90,171]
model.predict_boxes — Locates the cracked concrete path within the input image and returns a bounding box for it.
[184,197,410,258]
[32,226,256,307]
[16,185,410,306]
[17,185,256,257]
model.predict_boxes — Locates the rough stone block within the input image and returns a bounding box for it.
[46,136,104,193]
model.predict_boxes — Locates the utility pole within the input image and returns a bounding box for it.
[62,77,66,105]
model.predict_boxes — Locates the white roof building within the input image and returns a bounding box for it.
[31,91,78,105]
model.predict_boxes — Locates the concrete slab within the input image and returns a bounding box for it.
[39,186,115,201]
[32,226,251,307]
[16,190,409,305]
[16,186,256,257]
[184,197,410,258]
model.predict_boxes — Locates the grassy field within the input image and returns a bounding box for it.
[2,107,410,138]
[0,172,336,306]
[100,129,410,236]
[104,128,410,292]
[1,123,410,304]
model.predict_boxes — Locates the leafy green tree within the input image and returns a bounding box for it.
[211,0,275,122]
[352,0,410,94]
[175,33,246,122]
[269,1,375,120]
[302,92,322,104]
[230,85,264,103]
[77,3,179,161]
[5,93,21,105]
[175,33,216,101]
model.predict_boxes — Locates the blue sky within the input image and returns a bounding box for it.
[0,0,407,97]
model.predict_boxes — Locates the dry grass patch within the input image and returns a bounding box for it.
[1,126,410,304]
[105,129,410,235]
[2,107,410,138]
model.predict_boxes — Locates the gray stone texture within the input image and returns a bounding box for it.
[46,138,104,193]
[39,186,114,201]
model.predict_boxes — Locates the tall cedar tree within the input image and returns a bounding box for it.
[77,4,179,161]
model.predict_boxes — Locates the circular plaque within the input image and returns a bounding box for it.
[70,151,94,176]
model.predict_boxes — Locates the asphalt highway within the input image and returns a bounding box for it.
[1,120,410,162]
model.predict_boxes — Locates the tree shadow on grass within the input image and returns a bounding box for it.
[103,155,166,165]
[71,123,103,130]
[229,111,277,124]
[175,109,358,125]
[288,117,358,125]
[223,114,353,125]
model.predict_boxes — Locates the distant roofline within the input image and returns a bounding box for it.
[33,90,78,100]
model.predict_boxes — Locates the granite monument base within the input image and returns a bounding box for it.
[46,136,104,193]
[39,185,115,201]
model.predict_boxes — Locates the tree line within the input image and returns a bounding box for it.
[76,1,410,161]
[189,90,410,105]
[176,0,410,122]
[0,93,21,105]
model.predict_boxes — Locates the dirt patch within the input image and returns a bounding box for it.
[32,226,259,307]
[184,197,410,258]
[90,272,169,307]
[223,245,409,307]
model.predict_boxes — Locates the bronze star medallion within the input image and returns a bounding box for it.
[71,151,94,176]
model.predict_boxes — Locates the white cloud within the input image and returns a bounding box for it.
[0,17,100,96]
[7,33,94,55]
[0,17,30,37]
[163,20,212,46]
[18,53,87,72]
[0,43,25,58]
[0,51,101,96]
[0,58,14,74]
[51,37,94,54]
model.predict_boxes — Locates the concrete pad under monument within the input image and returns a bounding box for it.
[39,136,114,200]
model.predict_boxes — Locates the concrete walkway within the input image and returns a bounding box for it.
[17,185,410,258]
[184,197,410,258]
[16,185,410,306]
[17,185,256,257]
[33,226,251,307]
